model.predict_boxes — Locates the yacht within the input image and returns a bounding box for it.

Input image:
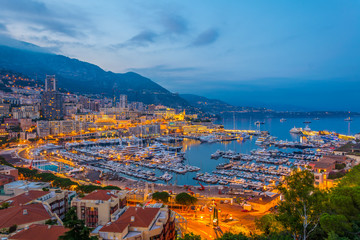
[303,125,311,131]
[290,127,303,134]
[344,117,352,121]
[255,137,266,145]
[280,118,286,122]
[211,150,224,159]
[160,172,173,181]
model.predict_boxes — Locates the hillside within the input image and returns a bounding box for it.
[0,44,188,107]
[180,94,247,115]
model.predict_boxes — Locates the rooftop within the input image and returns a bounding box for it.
[5,181,49,190]
[81,189,118,201]
[0,203,52,228]
[9,224,68,240]
[99,207,161,233]
[310,159,336,169]
[322,155,347,162]
[0,164,16,171]
[0,190,49,207]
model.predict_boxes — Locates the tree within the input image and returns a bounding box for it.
[337,164,360,188]
[177,233,202,240]
[216,232,248,240]
[175,192,197,206]
[152,191,170,203]
[255,214,284,236]
[0,202,10,210]
[59,207,98,240]
[320,186,360,239]
[276,170,325,240]
[326,231,351,240]
[45,219,57,225]
[8,224,17,233]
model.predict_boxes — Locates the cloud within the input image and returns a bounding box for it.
[0,0,88,38]
[191,28,219,47]
[0,23,7,32]
[128,31,158,46]
[113,30,158,48]
[161,14,188,35]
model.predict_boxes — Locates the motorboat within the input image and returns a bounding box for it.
[290,127,303,134]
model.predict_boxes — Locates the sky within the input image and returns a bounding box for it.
[0,0,360,110]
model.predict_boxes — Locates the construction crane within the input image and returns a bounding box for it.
[29,160,34,170]
[187,188,194,195]
[198,182,205,191]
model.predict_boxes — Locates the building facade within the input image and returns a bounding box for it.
[41,76,64,120]
[71,190,127,227]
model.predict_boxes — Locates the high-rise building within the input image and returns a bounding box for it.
[41,91,64,120]
[45,75,56,92]
[41,76,64,120]
[119,94,127,109]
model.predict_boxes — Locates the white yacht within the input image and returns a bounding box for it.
[290,127,303,134]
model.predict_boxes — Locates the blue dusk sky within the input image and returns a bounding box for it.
[0,0,359,110]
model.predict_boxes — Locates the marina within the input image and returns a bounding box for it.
[23,117,360,195]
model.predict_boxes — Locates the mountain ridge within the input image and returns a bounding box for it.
[0,43,188,107]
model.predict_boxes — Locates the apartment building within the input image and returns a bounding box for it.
[71,190,127,227]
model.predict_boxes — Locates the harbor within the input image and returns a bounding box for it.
[16,117,358,196]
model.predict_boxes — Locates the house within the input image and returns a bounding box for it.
[309,155,349,188]
[0,203,55,232]
[247,192,280,212]
[96,205,176,240]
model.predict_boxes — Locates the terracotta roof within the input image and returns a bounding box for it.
[322,155,347,163]
[1,190,49,207]
[82,190,117,201]
[99,222,129,233]
[0,203,52,228]
[121,207,160,228]
[313,159,335,169]
[100,207,160,233]
[9,224,68,240]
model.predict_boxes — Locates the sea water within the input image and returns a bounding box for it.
[169,117,360,186]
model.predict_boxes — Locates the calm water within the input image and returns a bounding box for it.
[168,117,360,186]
